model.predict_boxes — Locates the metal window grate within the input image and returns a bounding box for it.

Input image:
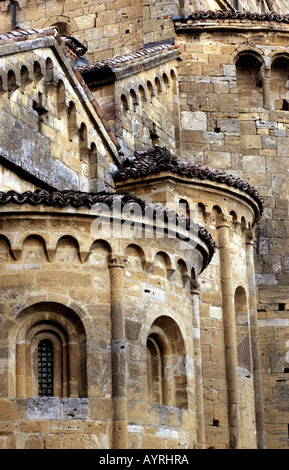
[38,339,53,397]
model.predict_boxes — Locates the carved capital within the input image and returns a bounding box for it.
[216,213,231,229]
[108,253,127,269]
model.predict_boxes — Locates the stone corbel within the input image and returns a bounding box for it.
[46,246,56,263]
[244,228,255,245]
[79,250,90,264]
[11,244,22,261]
[143,260,154,273]
[167,267,176,280]
[190,279,200,296]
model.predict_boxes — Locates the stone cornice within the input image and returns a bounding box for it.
[173,10,289,33]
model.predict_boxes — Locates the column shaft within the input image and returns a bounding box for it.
[109,253,128,449]
[216,214,240,449]
[245,230,266,449]
[191,281,206,449]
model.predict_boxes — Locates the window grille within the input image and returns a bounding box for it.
[38,339,53,397]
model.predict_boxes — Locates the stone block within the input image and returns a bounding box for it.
[241,134,261,149]
[180,111,207,131]
[62,398,89,420]
[27,398,61,420]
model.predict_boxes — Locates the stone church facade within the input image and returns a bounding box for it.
[0,0,288,450]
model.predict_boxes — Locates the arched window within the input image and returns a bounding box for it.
[15,302,87,399]
[146,316,188,409]
[30,321,68,398]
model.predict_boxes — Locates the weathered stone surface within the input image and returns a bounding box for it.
[0,0,289,451]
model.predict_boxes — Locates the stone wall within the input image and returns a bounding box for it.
[0,0,145,62]
[113,58,180,156]
[0,34,118,192]
[115,172,262,448]
[174,21,289,448]
[0,199,210,449]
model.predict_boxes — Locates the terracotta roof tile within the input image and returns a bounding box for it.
[175,10,289,23]
[0,27,59,44]
[0,189,216,263]
[78,44,178,73]
[114,146,265,217]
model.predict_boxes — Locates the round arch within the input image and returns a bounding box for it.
[12,301,87,399]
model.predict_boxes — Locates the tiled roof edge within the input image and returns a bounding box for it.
[0,27,59,45]
[113,146,265,217]
[79,44,179,73]
[174,10,289,23]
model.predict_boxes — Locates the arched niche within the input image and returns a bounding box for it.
[7,69,18,96]
[146,315,188,409]
[197,202,206,225]
[234,286,252,374]
[151,251,172,279]
[138,85,146,114]
[33,61,43,87]
[235,53,264,110]
[88,239,112,266]
[56,79,66,118]
[129,89,138,113]
[67,101,77,140]
[22,235,48,263]
[270,55,289,111]
[172,258,189,287]
[178,198,190,218]
[0,235,13,262]
[147,81,154,103]
[120,94,129,115]
[124,244,145,271]
[55,236,80,263]
[20,65,31,92]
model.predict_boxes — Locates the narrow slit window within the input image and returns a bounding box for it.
[38,339,53,397]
